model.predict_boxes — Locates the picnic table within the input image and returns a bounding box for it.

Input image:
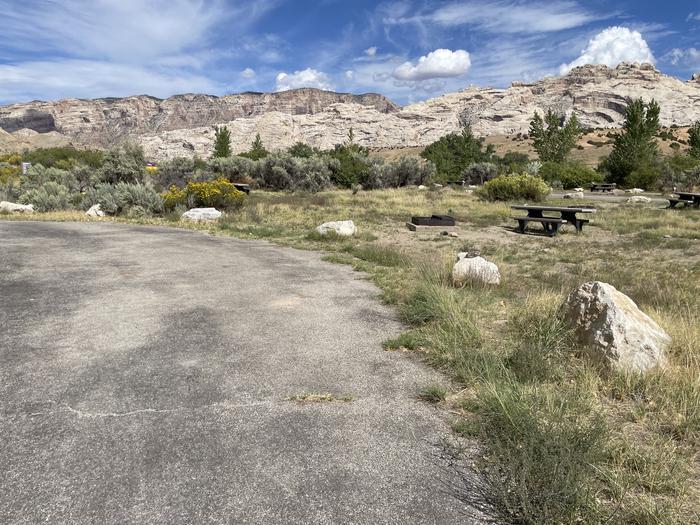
[511,205,596,236]
[590,183,617,192]
[668,191,700,209]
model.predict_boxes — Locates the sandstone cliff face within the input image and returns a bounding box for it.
[1,63,699,160]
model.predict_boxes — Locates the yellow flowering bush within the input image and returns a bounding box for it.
[162,177,246,210]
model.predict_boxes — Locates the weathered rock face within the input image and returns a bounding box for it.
[561,281,670,373]
[1,63,699,160]
[85,204,105,217]
[452,254,501,286]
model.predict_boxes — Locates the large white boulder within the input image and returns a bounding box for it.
[452,254,501,286]
[564,191,584,199]
[182,208,222,221]
[85,204,105,217]
[0,201,34,214]
[626,188,645,194]
[627,196,652,204]
[316,220,356,237]
[561,281,670,373]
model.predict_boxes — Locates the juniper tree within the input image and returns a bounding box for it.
[213,126,232,158]
[529,110,582,163]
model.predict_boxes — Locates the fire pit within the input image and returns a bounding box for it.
[406,215,457,231]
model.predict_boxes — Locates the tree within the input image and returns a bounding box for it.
[213,126,232,158]
[529,110,582,163]
[421,126,494,183]
[602,98,660,185]
[288,141,317,158]
[241,133,269,161]
[689,121,700,159]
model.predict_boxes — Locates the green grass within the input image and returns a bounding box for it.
[4,187,699,523]
[418,384,448,403]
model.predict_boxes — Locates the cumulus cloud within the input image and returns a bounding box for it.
[688,13,700,22]
[275,68,334,91]
[559,27,655,75]
[241,68,256,78]
[365,47,378,57]
[392,49,471,81]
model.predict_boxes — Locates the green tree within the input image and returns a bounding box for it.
[241,133,269,161]
[602,98,661,185]
[688,121,700,159]
[327,129,371,188]
[213,126,232,158]
[529,110,582,163]
[288,141,317,158]
[421,126,494,183]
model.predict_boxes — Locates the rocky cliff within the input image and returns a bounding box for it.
[1,63,699,159]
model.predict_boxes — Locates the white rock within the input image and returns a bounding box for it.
[452,254,501,286]
[85,204,104,217]
[564,191,584,199]
[573,187,585,193]
[316,220,356,237]
[417,185,427,190]
[182,208,222,221]
[627,196,652,204]
[626,188,645,194]
[561,281,670,373]
[0,201,34,214]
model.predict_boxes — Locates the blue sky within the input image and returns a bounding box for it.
[0,0,699,105]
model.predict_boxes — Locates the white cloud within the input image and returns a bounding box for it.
[365,46,378,57]
[390,1,604,34]
[241,68,256,78]
[688,13,700,22]
[393,49,471,81]
[559,27,655,75]
[666,48,700,69]
[0,60,221,103]
[275,68,334,91]
[345,70,354,80]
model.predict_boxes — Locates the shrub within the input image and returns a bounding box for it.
[421,126,494,183]
[288,142,318,158]
[208,156,255,183]
[538,162,603,189]
[461,162,498,185]
[240,133,269,160]
[22,146,104,169]
[252,152,336,192]
[19,164,79,193]
[361,156,435,189]
[495,151,530,174]
[100,142,146,184]
[18,181,74,212]
[162,178,245,210]
[625,161,662,190]
[688,121,700,159]
[153,156,208,189]
[85,182,163,215]
[476,174,550,202]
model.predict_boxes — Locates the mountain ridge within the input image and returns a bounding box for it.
[1,63,699,159]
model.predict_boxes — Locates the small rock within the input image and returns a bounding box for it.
[626,188,645,194]
[627,196,651,204]
[417,185,427,190]
[573,187,584,193]
[182,208,222,221]
[316,220,356,237]
[0,201,34,214]
[452,254,500,286]
[561,281,670,373]
[464,189,474,195]
[85,204,105,217]
[448,232,459,238]
[432,183,443,188]
[564,191,584,199]
[663,235,672,239]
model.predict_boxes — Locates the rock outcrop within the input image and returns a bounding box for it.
[0,201,33,214]
[2,63,699,159]
[561,281,670,373]
[182,208,222,221]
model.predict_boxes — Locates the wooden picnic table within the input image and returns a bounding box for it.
[669,191,700,208]
[511,205,597,236]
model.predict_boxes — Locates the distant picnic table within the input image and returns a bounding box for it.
[590,183,616,192]
[511,205,597,237]
[668,191,700,209]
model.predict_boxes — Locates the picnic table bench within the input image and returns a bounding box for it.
[590,183,617,192]
[511,205,597,237]
[668,191,700,209]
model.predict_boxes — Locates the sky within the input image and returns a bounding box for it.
[0,0,699,105]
